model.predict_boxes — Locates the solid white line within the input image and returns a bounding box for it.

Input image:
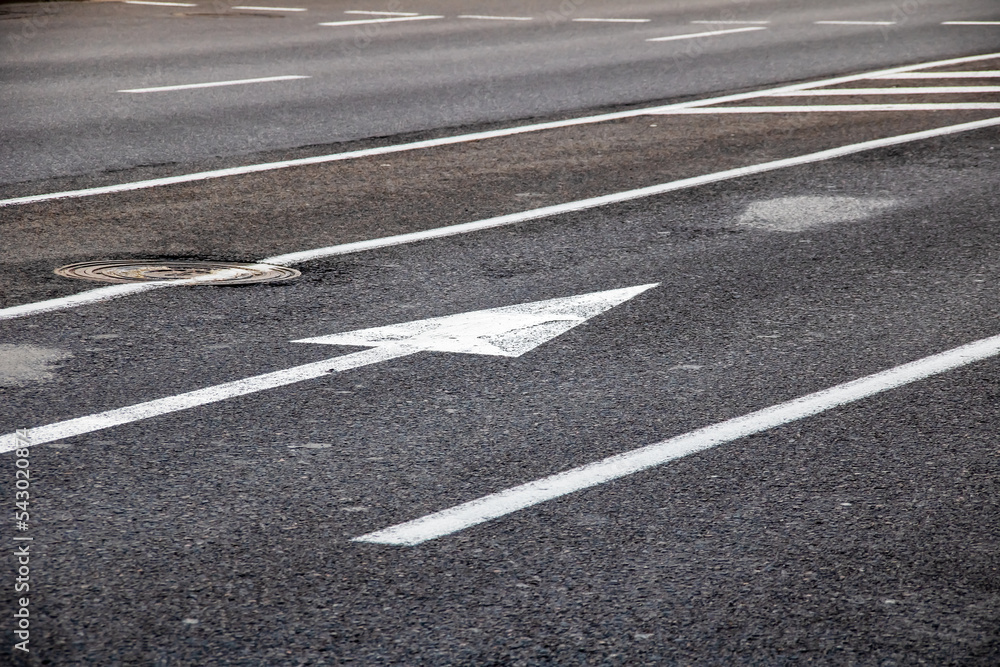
[5,52,998,209]
[815,20,896,26]
[343,10,419,16]
[232,6,307,11]
[458,15,533,21]
[652,104,1000,113]
[775,86,1000,95]
[646,26,766,42]
[874,71,1000,79]
[690,20,770,24]
[123,1,196,6]
[319,15,441,26]
[119,75,309,93]
[355,330,1000,545]
[3,115,999,322]
[942,21,1000,26]
[0,346,414,455]
[572,18,651,23]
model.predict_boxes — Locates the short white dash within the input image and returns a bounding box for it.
[874,71,1000,79]
[690,20,770,25]
[942,21,1000,26]
[119,75,309,93]
[343,10,420,17]
[319,15,442,26]
[232,5,307,11]
[646,26,766,42]
[775,86,1000,95]
[815,20,896,26]
[458,15,534,21]
[572,18,651,23]
[354,330,1000,545]
[123,0,196,6]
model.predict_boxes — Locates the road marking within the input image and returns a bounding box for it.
[343,10,420,16]
[123,0,196,6]
[652,104,1000,113]
[458,15,534,21]
[119,75,309,93]
[318,15,441,27]
[4,52,997,209]
[690,20,770,24]
[572,18,651,23]
[355,329,1000,545]
[873,71,1000,79]
[0,285,655,453]
[815,20,896,26]
[774,86,1000,95]
[646,26,766,42]
[3,115,999,322]
[942,21,1000,26]
[232,5,307,11]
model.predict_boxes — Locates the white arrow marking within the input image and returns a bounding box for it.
[0,285,657,453]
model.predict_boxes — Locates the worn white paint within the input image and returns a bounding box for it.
[815,20,896,26]
[294,284,658,357]
[736,196,896,232]
[3,115,999,322]
[573,18,651,23]
[355,330,1000,545]
[873,71,1000,78]
[0,345,73,387]
[653,104,1000,113]
[232,6,307,11]
[942,21,1000,26]
[123,1,196,6]
[0,285,654,453]
[646,26,766,42]
[458,15,533,21]
[343,10,419,16]
[4,52,998,208]
[119,75,309,94]
[690,20,770,24]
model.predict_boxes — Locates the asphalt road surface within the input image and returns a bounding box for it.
[2,1,1000,665]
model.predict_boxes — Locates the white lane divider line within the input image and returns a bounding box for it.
[942,21,1000,26]
[343,10,420,16]
[119,75,309,94]
[2,115,999,322]
[572,18,651,23]
[123,0,196,5]
[355,331,1000,546]
[774,86,1000,95]
[652,104,1000,113]
[4,51,997,209]
[815,20,896,26]
[232,5,307,11]
[646,26,766,42]
[873,71,1000,79]
[690,20,770,24]
[458,15,533,21]
[319,15,442,26]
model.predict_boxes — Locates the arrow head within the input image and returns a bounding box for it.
[292,283,658,357]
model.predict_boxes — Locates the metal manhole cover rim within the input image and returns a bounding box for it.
[53,259,301,285]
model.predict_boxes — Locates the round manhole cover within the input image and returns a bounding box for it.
[54,260,300,285]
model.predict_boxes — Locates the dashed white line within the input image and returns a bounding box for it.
[646,26,766,42]
[3,53,997,210]
[815,20,896,26]
[458,15,533,21]
[874,71,1000,79]
[355,329,1000,545]
[319,15,442,27]
[775,86,1000,95]
[118,75,309,93]
[572,18,651,23]
[653,104,1000,113]
[232,5,307,11]
[123,0,196,6]
[343,10,419,16]
[2,115,999,321]
[942,21,1000,26]
[690,20,770,24]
